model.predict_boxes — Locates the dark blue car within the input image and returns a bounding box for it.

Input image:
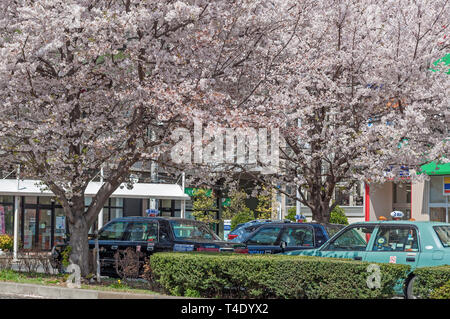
[240,222,345,254]
[227,219,281,242]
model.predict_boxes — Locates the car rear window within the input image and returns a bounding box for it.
[324,224,345,237]
[434,226,450,248]
[170,220,221,241]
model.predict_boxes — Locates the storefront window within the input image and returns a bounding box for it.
[0,196,13,203]
[430,176,446,203]
[430,207,447,222]
[39,197,54,205]
[335,187,350,206]
[393,183,411,204]
[110,208,123,220]
[354,183,364,206]
[0,204,14,236]
[110,198,123,207]
[25,196,37,204]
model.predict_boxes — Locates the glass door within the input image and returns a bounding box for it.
[54,207,66,246]
[23,209,36,250]
[38,208,52,250]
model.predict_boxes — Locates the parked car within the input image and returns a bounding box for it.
[237,222,345,254]
[51,217,241,276]
[285,221,450,298]
[227,219,285,242]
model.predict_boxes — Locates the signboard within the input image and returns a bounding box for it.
[56,216,66,230]
[184,188,212,197]
[391,211,404,220]
[444,177,450,196]
[146,209,160,217]
[221,198,231,207]
[223,219,232,240]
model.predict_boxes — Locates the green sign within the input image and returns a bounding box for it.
[419,161,450,176]
[430,53,450,74]
[221,198,231,207]
[184,187,213,197]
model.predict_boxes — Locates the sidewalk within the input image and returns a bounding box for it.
[0,281,183,299]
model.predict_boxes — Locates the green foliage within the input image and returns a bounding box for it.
[184,288,202,298]
[429,280,450,299]
[148,252,410,299]
[411,266,450,299]
[0,235,13,251]
[61,246,72,268]
[192,189,218,224]
[230,208,254,230]
[222,189,248,220]
[286,207,297,222]
[329,205,349,225]
[255,188,272,219]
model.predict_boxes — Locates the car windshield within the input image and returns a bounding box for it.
[170,220,221,241]
[434,226,450,248]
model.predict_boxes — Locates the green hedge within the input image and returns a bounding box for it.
[412,266,450,299]
[148,252,410,299]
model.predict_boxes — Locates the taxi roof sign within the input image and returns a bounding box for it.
[391,211,404,219]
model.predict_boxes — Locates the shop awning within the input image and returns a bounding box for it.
[0,179,190,200]
[418,162,450,175]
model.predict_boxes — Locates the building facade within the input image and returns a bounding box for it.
[0,179,189,253]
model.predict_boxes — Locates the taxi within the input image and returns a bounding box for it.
[285,213,450,298]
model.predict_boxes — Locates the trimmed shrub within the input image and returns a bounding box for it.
[149,252,409,299]
[412,266,450,299]
[329,205,348,225]
[429,280,450,299]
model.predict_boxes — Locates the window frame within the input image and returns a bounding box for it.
[321,224,377,252]
[369,224,421,253]
[433,225,450,248]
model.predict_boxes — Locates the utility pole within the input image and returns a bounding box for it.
[181,172,186,218]
[98,166,104,230]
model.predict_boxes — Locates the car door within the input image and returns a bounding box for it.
[318,224,377,261]
[156,220,174,252]
[244,225,284,254]
[279,224,316,252]
[364,225,420,268]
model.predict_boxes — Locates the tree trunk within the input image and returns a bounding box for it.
[309,197,332,224]
[68,216,91,277]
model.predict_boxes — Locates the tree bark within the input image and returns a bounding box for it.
[68,215,91,276]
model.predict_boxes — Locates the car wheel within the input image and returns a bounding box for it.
[406,276,420,299]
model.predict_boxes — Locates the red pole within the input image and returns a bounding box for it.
[365,183,370,221]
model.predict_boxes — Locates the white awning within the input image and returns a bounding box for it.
[0,179,190,200]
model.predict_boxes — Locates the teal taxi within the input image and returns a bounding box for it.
[285,220,450,298]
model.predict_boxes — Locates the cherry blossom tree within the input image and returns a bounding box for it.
[182,0,448,223]
[0,0,297,275]
[253,0,450,223]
